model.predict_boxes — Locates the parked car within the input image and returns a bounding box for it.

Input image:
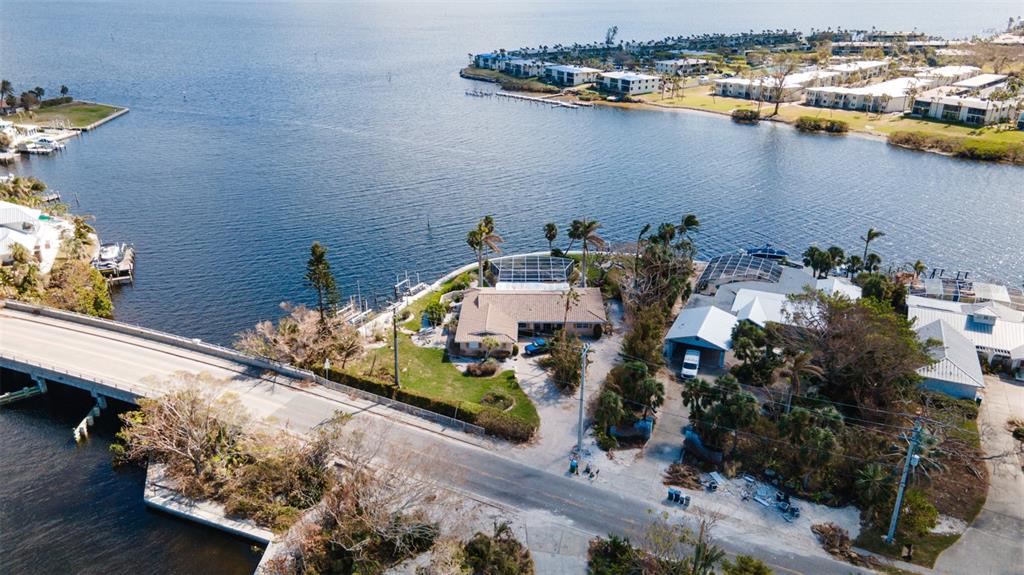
[680,349,701,379]
[524,338,549,356]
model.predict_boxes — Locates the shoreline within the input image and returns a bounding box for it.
[463,76,1021,165]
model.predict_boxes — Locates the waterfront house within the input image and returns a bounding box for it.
[544,64,602,86]
[713,70,840,102]
[665,256,861,368]
[654,58,714,76]
[473,53,511,70]
[804,77,931,113]
[907,295,1024,374]
[0,200,72,273]
[826,60,889,83]
[451,287,606,357]
[915,319,986,400]
[599,71,662,95]
[504,58,552,78]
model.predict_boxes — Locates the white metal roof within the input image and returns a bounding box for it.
[601,71,659,81]
[656,58,709,65]
[807,77,930,97]
[915,319,986,389]
[665,305,737,351]
[827,60,888,73]
[952,73,1007,89]
[907,296,1024,359]
[546,64,601,74]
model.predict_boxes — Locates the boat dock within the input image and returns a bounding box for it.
[465,89,586,109]
[92,243,136,285]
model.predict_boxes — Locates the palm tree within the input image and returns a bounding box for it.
[60,85,69,97]
[543,222,558,251]
[865,252,882,272]
[845,254,863,278]
[32,86,44,99]
[0,80,12,104]
[827,246,845,271]
[573,218,604,288]
[466,216,503,288]
[632,223,651,288]
[781,351,823,413]
[860,227,885,263]
[855,463,891,511]
[912,260,926,282]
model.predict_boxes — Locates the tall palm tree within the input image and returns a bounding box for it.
[781,351,823,413]
[466,216,503,288]
[860,227,885,263]
[543,222,558,251]
[573,218,604,288]
[632,223,650,289]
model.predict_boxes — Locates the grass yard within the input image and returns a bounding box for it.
[359,334,539,428]
[855,526,961,569]
[401,271,473,331]
[8,101,125,129]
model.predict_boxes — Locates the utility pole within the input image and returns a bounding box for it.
[885,415,923,545]
[576,343,591,456]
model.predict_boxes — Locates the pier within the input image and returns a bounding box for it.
[465,89,586,109]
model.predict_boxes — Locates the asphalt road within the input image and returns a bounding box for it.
[0,306,871,574]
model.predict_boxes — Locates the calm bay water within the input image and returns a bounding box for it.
[1,1,1023,572]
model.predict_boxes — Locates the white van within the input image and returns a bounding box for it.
[680,349,701,379]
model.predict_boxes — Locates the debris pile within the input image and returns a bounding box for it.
[662,463,702,490]
[810,522,882,569]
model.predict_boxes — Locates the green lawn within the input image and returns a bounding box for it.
[461,67,558,94]
[855,526,960,569]
[7,101,125,129]
[359,334,539,427]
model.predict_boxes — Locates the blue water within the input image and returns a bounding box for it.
[1,1,1023,572]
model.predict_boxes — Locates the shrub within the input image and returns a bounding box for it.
[462,521,535,575]
[731,108,760,123]
[887,131,1024,164]
[466,359,500,377]
[475,408,536,442]
[39,96,73,108]
[511,344,519,357]
[480,392,513,411]
[795,115,848,133]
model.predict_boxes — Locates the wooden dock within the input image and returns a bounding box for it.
[465,89,585,109]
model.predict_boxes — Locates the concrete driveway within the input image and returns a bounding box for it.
[934,375,1024,575]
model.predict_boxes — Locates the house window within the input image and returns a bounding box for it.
[467,342,479,349]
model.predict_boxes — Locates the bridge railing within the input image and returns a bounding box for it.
[1,300,485,436]
[0,352,142,399]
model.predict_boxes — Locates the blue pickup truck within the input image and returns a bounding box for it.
[523,338,548,356]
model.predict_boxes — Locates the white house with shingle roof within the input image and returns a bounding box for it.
[452,287,606,357]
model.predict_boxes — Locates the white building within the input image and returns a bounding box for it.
[804,77,932,113]
[0,200,72,273]
[907,295,1024,373]
[654,58,714,76]
[910,93,1023,126]
[713,70,840,102]
[599,71,662,95]
[504,58,552,78]
[914,65,981,87]
[473,53,511,70]
[544,65,602,86]
[826,60,889,83]
[951,73,1009,91]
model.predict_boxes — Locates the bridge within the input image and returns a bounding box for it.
[0,300,868,575]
